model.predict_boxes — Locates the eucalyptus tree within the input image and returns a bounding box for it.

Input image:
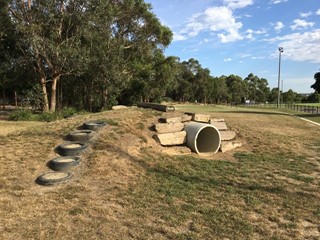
[0,0,18,109]
[195,68,212,104]
[226,74,246,103]
[8,0,91,112]
[211,76,230,104]
[7,0,172,112]
[244,73,270,103]
[77,0,173,109]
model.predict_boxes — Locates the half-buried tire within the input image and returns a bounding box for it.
[67,130,95,143]
[57,142,88,156]
[36,172,72,186]
[48,156,81,171]
[83,120,107,131]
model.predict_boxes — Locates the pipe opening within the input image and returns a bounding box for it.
[196,127,220,154]
[184,122,221,156]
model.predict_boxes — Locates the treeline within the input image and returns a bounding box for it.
[0,0,316,112]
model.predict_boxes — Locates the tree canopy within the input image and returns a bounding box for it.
[0,0,313,112]
[311,71,320,93]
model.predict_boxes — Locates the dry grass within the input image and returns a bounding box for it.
[0,105,319,239]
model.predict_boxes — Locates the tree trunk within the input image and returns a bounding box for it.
[50,76,60,112]
[100,88,108,111]
[14,91,18,107]
[2,87,5,110]
[57,79,63,111]
[40,77,49,112]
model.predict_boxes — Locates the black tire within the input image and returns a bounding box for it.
[57,142,88,156]
[83,120,107,131]
[67,130,95,143]
[36,172,72,186]
[48,156,81,171]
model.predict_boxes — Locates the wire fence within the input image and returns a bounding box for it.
[240,103,320,114]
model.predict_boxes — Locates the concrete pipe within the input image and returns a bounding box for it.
[184,122,221,155]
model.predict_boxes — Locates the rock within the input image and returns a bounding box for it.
[220,141,242,152]
[192,114,210,123]
[163,116,182,124]
[161,146,192,155]
[210,118,225,122]
[155,131,187,146]
[155,122,184,134]
[112,105,128,110]
[210,121,228,131]
[181,114,193,122]
[219,130,236,141]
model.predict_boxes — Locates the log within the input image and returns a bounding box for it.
[137,102,175,112]
[155,131,187,146]
[155,122,184,134]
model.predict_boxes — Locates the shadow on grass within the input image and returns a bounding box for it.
[296,113,320,118]
[216,110,291,116]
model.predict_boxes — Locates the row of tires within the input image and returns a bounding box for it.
[36,120,107,186]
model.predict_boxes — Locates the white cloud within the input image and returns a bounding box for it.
[299,11,312,18]
[290,19,315,31]
[316,9,320,15]
[266,30,320,63]
[246,29,254,39]
[223,0,253,9]
[245,28,267,40]
[274,21,285,32]
[251,56,265,60]
[173,32,187,41]
[224,58,232,62]
[179,6,243,43]
[254,29,268,35]
[270,0,288,4]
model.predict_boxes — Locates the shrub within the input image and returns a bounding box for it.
[60,107,78,118]
[36,112,59,122]
[9,109,34,121]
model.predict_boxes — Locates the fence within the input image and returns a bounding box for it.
[240,103,320,115]
[284,104,320,114]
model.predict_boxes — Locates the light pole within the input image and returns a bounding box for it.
[277,47,283,108]
[281,79,284,105]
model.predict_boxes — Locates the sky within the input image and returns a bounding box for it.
[145,0,320,93]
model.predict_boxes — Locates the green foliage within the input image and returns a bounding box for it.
[282,89,301,103]
[311,71,320,93]
[7,1,315,111]
[9,107,80,122]
[244,73,270,103]
[306,92,320,103]
[9,109,34,121]
[60,107,78,118]
[20,84,45,111]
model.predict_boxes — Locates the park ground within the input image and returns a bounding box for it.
[0,104,319,239]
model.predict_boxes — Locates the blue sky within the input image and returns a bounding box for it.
[145,0,320,93]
